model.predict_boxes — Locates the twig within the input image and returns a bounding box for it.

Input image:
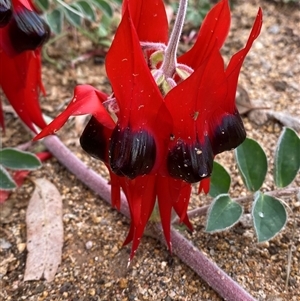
[41,135,258,301]
[177,187,300,222]
[42,32,68,68]
[70,49,106,68]
[15,141,33,151]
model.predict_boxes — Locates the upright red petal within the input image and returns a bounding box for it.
[178,0,230,70]
[165,46,226,182]
[208,8,262,154]
[225,8,263,111]
[122,0,168,44]
[106,7,172,177]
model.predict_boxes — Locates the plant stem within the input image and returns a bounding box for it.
[153,223,257,301]
[181,187,300,222]
[42,32,68,68]
[41,135,258,301]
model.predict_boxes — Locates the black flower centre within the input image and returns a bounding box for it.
[109,125,156,179]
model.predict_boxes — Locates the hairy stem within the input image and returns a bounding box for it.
[152,223,257,301]
[160,0,188,78]
[182,187,300,222]
[41,134,257,301]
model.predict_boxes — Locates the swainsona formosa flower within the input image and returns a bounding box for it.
[35,0,263,258]
[0,0,50,132]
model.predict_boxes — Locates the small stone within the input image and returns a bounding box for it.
[85,241,93,250]
[34,284,45,294]
[0,238,12,249]
[119,278,128,289]
[272,80,287,92]
[239,214,252,228]
[17,243,26,253]
[88,288,96,296]
[62,292,68,298]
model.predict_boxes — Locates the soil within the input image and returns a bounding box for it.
[0,0,299,300]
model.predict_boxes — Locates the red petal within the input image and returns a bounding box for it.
[122,0,168,43]
[198,177,211,194]
[0,190,9,203]
[36,151,52,161]
[157,176,193,251]
[106,8,172,172]
[34,85,115,140]
[225,8,263,107]
[0,95,4,130]
[166,46,227,143]
[0,49,46,132]
[12,0,35,11]
[120,175,157,259]
[178,0,230,69]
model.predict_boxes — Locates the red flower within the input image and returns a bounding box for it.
[35,0,262,258]
[0,0,49,132]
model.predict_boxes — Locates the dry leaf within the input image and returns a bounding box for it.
[236,86,270,116]
[24,178,63,282]
[266,110,300,131]
[235,85,254,115]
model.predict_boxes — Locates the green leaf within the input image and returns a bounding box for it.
[77,0,96,21]
[34,0,49,11]
[0,148,41,170]
[209,161,231,198]
[46,8,64,35]
[63,3,83,27]
[252,192,287,242]
[97,23,109,38]
[90,0,113,17]
[206,194,243,233]
[274,127,300,188]
[0,165,17,190]
[234,138,267,191]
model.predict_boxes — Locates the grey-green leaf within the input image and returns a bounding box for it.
[0,165,17,190]
[235,138,267,191]
[46,8,64,35]
[63,3,83,27]
[35,0,49,11]
[77,0,96,21]
[274,127,300,188]
[206,194,243,233]
[252,192,287,242]
[209,161,231,198]
[90,0,113,17]
[0,148,41,170]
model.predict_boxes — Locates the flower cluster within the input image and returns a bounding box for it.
[0,0,49,132]
[35,0,262,258]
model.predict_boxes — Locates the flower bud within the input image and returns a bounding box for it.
[109,125,156,179]
[0,0,12,27]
